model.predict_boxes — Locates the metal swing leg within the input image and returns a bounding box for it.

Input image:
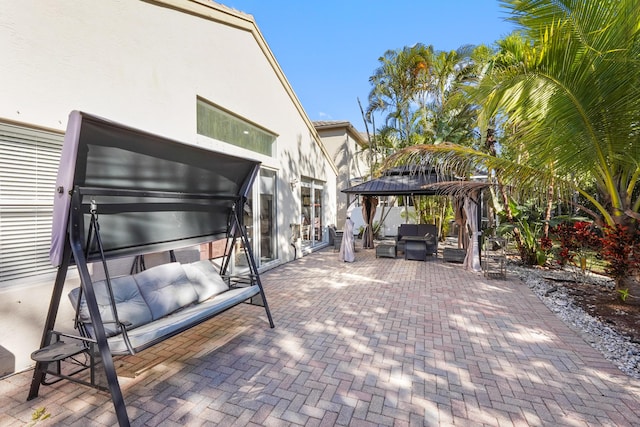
[28,241,72,400]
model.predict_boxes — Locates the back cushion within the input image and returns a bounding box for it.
[68,275,153,337]
[399,224,418,237]
[183,260,229,302]
[135,262,198,320]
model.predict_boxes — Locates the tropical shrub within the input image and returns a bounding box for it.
[538,235,553,265]
[495,200,547,266]
[600,225,640,291]
[550,221,601,267]
[551,221,640,302]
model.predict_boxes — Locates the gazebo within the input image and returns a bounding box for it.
[342,166,488,271]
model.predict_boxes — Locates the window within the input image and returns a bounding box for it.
[300,179,324,247]
[258,169,277,264]
[0,122,62,286]
[196,98,276,156]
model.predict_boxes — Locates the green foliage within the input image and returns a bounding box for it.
[367,43,489,149]
[385,0,640,234]
[481,0,640,227]
[399,200,418,223]
[367,43,435,146]
[367,0,640,281]
[397,196,454,239]
[496,200,546,265]
[357,220,382,239]
[618,289,630,302]
[29,407,51,426]
[414,195,451,238]
[500,217,544,265]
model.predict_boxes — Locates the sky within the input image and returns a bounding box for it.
[224,1,517,132]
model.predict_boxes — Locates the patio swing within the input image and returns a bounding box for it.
[26,111,274,427]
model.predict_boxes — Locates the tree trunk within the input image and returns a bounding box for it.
[544,177,554,238]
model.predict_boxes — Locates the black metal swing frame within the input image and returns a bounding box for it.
[26,111,275,427]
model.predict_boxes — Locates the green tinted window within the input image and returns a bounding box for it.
[197,99,276,157]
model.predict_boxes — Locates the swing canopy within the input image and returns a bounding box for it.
[50,111,260,266]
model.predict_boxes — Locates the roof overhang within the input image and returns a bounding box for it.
[313,120,368,147]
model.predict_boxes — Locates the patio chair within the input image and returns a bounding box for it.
[328,225,343,252]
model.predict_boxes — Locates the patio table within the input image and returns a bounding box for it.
[402,235,434,261]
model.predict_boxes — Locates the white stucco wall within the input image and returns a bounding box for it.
[317,125,369,228]
[0,0,336,375]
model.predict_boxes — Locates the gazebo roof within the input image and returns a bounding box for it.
[342,166,488,197]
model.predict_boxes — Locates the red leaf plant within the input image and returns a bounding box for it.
[600,224,640,288]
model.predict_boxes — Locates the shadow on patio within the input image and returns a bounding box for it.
[1,247,640,426]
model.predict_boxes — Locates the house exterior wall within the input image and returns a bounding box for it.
[316,124,368,229]
[0,0,336,376]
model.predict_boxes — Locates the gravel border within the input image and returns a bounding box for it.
[510,264,640,379]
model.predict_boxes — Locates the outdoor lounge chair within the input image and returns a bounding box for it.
[328,225,343,252]
[396,224,438,257]
[329,224,355,252]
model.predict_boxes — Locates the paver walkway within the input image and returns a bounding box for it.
[1,247,640,426]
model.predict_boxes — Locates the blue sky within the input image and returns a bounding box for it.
[224,1,517,132]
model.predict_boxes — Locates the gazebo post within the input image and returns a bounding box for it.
[478,189,483,264]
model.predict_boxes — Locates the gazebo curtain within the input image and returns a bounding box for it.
[361,196,378,249]
[462,192,481,272]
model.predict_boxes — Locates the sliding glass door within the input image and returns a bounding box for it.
[235,168,277,271]
[300,179,324,248]
[259,169,277,264]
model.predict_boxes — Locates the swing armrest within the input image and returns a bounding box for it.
[221,274,257,288]
[49,330,97,344]
[117,322,136,355]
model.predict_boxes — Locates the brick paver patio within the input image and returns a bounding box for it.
[1,247,640,426]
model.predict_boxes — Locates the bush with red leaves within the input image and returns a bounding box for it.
[550,221,601,267]
[600,224,640,284]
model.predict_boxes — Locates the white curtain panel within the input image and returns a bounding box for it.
[463,194,481,272]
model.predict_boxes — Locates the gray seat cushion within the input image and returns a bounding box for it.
[134,262,198,320]
[106,285,260,354]
[69,261,259,354]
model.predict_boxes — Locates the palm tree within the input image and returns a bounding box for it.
[395,0,640,224]
[387,0,640,293]
[485,0,640,227]
[367,43,434,147]
[421,45,492,146]
[367,43,492,239]
[368,43,491,148]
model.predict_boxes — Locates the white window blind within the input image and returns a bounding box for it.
[0,122,63,285]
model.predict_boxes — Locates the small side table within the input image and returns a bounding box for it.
[483,237,507,279]
[443,248,466,263]
[376,243,397,258]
